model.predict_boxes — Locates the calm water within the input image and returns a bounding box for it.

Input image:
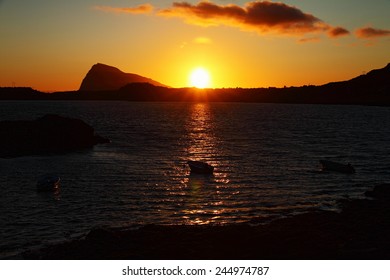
[1,101,390,258]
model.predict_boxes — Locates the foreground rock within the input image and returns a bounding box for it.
[23,184,390,260]
[0,114,109,157]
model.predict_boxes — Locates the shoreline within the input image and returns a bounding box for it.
[22,184,390,260]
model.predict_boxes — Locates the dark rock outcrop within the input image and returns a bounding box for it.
[79,63,167,91]
[0,114,109,157]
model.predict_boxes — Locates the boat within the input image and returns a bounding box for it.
[319,160,355,174]
[36,174,61,192]
[187,160,214,174]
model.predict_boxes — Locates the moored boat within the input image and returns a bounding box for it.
[37,174,61,192]
[187,160,214,174]
[319,160,355,174]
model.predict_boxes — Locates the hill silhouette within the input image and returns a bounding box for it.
[1,63,389,105]
[321,63,390,95]
[79,63,167,91]
[347,63,389,89]
[110,63,390,104]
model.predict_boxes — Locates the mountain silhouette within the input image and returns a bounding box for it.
[322,63,390,95]
[2,62,389,105]
[79,63,167,91]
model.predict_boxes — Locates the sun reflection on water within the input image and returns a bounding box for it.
[180,103,232,225]
[186,103,216,162]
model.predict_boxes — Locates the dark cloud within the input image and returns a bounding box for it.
[158,1,341,36]
[355,26,390,38]
[328,26,350,38]
[94,1,349,39]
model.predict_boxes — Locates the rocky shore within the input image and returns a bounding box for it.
[23,184,390,260]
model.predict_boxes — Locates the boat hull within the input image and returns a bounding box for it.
[187,160,214,175]
[37,175,61,192]
[320,160,355,174]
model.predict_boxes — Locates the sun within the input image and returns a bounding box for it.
[189,68,211,88]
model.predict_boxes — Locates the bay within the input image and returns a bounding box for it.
[1,101,390,258]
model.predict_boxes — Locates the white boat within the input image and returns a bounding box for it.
[187,160,214,174]
[319,160,355,174]
[37,174,61,192]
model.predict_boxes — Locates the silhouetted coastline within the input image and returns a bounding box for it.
[1,63,389,106]
[22,184,390,260]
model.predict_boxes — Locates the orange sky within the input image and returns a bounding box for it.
[1,0,390,91]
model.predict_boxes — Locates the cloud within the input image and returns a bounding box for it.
[94,4,153,14]
[93,1,350,39]
[328,26,350,38]
[298,37,320,43]
[157,1,341,36]
[355,26,390,38]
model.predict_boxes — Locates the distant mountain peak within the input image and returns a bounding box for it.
[92,63,118,70]
[79,63,167,91]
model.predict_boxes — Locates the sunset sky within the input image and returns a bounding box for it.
[1,0,390,91]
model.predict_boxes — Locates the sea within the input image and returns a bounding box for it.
[1,101,390,258]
